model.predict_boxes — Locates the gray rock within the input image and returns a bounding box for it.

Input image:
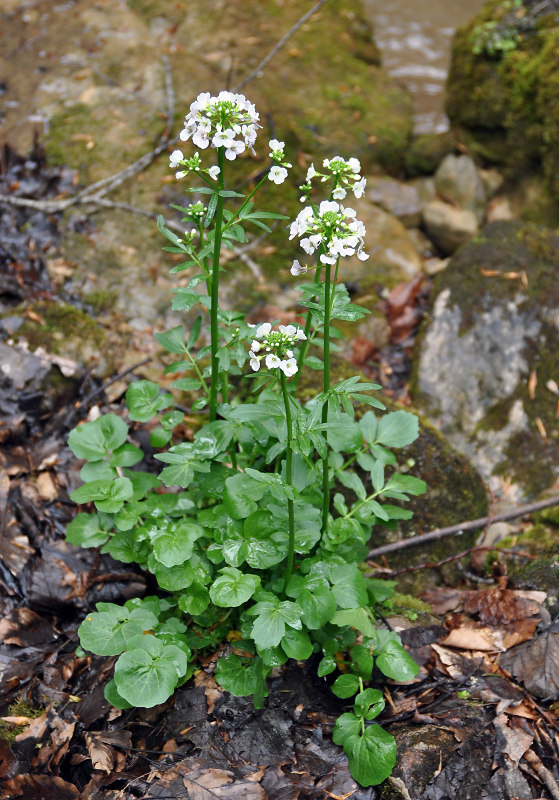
[434,154,487,221]
[413,220,559,500]
[367,177,423,227]
[422,200,478,254]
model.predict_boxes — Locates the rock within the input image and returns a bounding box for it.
[434,154,487,222]
[422,200,479,254]
[367,177,422,227]
[486,196,515,223]
[446,0,559,210]
[478,167,504,199]
[404,131,456,177]
[413,220,559,500]
[349,200,424,287]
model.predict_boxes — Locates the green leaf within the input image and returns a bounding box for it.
[332,712,362,746]
[70,477,134,513]
[209,567,261,607]
[78,606,157,656]
[318,656,337,676]
[354,688,384,719]
[114,637,187,707]
[359,411,378,444]
[332,673,360,699]
[216,653,262,697]
[104,678,133,709]
[66,513,110,548]
[330,564,368,609]
[152,522,204,567]
[110,443,143,467]
[281,628,313,660]
[126,380,173,422]
[154,561,196,591]
[68,414,128,461]
[286,575,336,630]
[248,599,302,650]
[177,583,210,615]
[345,725,397,787]
[376,410,419,448]
[223,473,266,519]
[367,579,396,604]
[384,473,427,498]
[80,461,115,481]
[330,608,376,638]
[171,377,202,392]
[373,631,419,681]
[150,427,172,448]
[350,644,374,681]
[154,325,188,354]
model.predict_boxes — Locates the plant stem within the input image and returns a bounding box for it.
[321,261,331,535]
[209,148,225,422]
[280,371,296,585]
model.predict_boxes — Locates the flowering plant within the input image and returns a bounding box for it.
[66,91,425,788]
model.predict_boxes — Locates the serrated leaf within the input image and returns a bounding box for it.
[248,599,302,650]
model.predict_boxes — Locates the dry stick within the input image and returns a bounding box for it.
[368,545,539,579]
[233,0,330,92]
[366,495,559,560]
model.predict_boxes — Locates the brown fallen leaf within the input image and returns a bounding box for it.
[463,588,543,626]
[194,670,222,714]
[84,731,114,773]
[2,774,80,799]
[441,626,505,652]
[500,621,559,698]
[493,713,533,763]
[421,587,462,615]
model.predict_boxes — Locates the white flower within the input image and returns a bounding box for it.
[320,253,337,265]
[249,352,260,371]
[179,91,261,161]
[353,177,366,198]
[319,200,339,214]
[300,238,316,255]
[256,322,272,337]
[169,149,184,168]
[192,130,210,149]
[290,259,307,276]
[279,324,297,337]
[295,329,307,340]
[212,128,235,148]
[268,166,288,185]
[225,140,245,160]
[348,157,361,173]
[306,164,317,181]
[251,340,261,352]
[332,187,347,200]
[265,354,281,369]
[269,139,285,154]
[207,165,221,181]
[280,358,298,377]
[175,170,187,180]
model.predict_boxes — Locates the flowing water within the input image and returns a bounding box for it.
[363,0,487,133]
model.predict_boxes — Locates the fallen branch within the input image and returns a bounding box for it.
[366,495,559,560]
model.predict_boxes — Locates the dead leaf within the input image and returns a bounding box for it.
[167,765,266,800]
[84,731,114,773]
[35,471,58,501]
[441,626,506,652]
[421,587,462,615]
[501,622,559,698]
[463,588,542,626]
[493,713,534,762]
[193,670,222,714]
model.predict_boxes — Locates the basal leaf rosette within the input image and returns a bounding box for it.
[248,323,306,378]
[289,200,369,273]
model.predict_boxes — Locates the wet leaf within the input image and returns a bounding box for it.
[500,621,559,698]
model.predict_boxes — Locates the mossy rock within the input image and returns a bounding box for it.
[413,220,559,499]
[404,132,456,177]
[445,0,559,211]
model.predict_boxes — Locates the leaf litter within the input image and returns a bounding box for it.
[0,148,558,799]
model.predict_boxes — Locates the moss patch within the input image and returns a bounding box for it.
[446,0,559,211]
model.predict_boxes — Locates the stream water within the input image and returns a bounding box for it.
[363,0,487,133]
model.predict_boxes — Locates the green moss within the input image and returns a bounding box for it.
[0,699,43,744]
[446,0,559,207]
[404,132,456,177]
[17,301,107,354]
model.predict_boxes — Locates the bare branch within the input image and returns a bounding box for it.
[366,495,559,560]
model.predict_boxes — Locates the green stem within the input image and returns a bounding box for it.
[321,261,332,535]
[221,172,269,234]
[294,253,323,384]
[280,371,296,585]
[209,148,225,422]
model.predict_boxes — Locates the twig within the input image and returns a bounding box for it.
[366,495,559,559]
[523,749,559,800]
[368,545,538,578]
[233,0,330,92]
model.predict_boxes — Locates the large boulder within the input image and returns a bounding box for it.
[445,0,559,213]
[413,220,559,500]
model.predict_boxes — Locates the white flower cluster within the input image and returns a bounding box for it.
[302,157,366,201]
[289,200,368,269]
[249,323,306,377]
[267,139,291,185]
[179,91,260,161]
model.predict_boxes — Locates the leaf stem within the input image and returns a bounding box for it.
[280,370,296,585]
[209,148,225,422]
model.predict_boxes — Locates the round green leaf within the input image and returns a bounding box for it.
[216,653,261,697]
[346,725,397,786]
[332,673,360,699]
[209,568,261,607]
[177,583,210,615]
[125,380,173,422]
[354,688,384,719]
[281,628,313,660]
[68,414,128,461]
[332,712,362,746]
[104,678,133,709]
[376,410,418,448]
[114,643,186,707]
[66,513,110,548]
[151,522,204,568]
